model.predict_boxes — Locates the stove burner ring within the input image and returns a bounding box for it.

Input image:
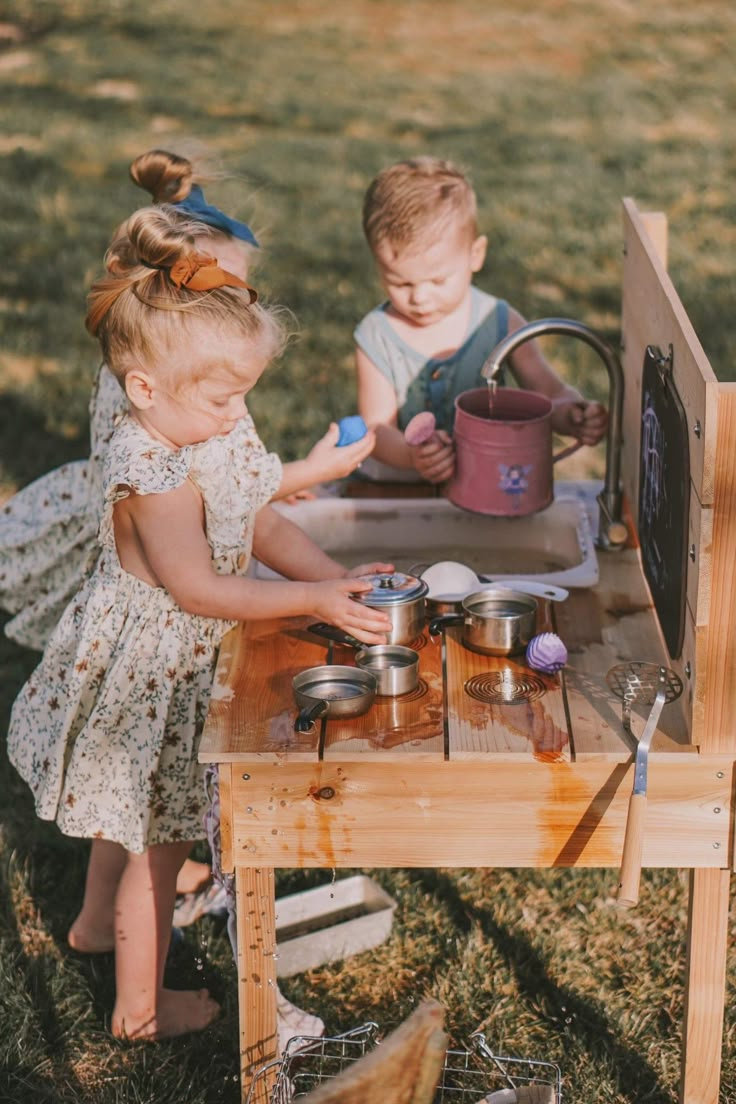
[464,671,547,705]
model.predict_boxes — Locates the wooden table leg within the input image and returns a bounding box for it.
[680,867,730,1104]
[236,865,278,1103]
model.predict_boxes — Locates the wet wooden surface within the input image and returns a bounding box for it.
[200,538,693,765]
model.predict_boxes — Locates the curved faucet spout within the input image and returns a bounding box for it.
[481,317,626,550]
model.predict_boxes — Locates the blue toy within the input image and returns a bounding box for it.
[336,415,368,447]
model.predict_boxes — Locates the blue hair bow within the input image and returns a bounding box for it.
[174,184,259,247]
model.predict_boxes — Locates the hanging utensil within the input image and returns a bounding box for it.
[606,661,684,908]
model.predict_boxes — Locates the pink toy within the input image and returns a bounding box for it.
[404,411,437,447]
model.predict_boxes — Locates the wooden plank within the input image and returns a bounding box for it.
[219,763,234,874]
[686,486,712,628]
[680,868,730,1104]
[554,546,691,755]
[200,618,326,762]
[236,866,278,1098]
[323,628,444,760]
[226,760,731,869]
[444,626,571,761]
[640,210,668,269]
[669,611,705,747]
[702,386,736,753]
[622,198,719,516]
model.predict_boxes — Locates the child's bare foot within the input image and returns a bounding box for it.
[112,988,220,1040]
[175,859,211,896]
[68,915,115,954]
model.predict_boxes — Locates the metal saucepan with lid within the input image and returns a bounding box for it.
[293,665,377,731]
[308,622,420,697]
[429,587,538,656]
[350,571,428,645]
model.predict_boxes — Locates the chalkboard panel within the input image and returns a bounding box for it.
[638,345,690,658]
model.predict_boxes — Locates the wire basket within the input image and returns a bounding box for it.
[246,1022,562,1103]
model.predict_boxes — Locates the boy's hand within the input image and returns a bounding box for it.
[310,577,392,644]
[304,423,376,482]
[551,400,608,447]
[411,429,455,483]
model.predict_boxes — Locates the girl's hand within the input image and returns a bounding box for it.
[310,577,392,644]
[552,399,609,446]
[411,429,455,483]
[281,489,318,505]
[304,423,376,482]
[345,562,395,579]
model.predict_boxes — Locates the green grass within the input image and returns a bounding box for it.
[2,1,736,1100]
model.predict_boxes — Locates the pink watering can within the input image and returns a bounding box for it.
[405,389,582,517]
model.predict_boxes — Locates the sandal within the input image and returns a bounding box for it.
[172,881,229,927]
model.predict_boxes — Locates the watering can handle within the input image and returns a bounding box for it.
[552,439,585,464]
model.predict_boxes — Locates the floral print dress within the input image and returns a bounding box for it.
[0,366,280,650]
[7,413,281,853]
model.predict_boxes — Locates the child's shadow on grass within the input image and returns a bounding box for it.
[410,869,675,1104]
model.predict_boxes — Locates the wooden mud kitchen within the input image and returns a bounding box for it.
[199,200,736,1104]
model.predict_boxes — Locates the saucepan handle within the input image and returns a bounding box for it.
[294,699,329,732]
[308,622,361,649]
[429,613,464,637]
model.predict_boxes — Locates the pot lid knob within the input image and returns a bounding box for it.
[354,570,429,604]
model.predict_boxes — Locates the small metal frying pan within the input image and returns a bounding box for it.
[308,623,419,696]
[293,665,377,732]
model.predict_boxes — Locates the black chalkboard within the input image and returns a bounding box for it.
[638,344,690,658]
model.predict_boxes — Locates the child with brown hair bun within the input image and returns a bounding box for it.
[0,148,371,654]
[7,203,392,1041]
[355,156,608,484]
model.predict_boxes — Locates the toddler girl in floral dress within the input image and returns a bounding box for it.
[6,204,392,1041]
[1,149,374,919]
[0,148,372,654]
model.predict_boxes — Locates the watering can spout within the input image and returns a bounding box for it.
[480,317,626,551]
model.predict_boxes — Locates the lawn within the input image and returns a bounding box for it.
[1,2,736,1101]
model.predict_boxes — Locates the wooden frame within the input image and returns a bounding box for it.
[201,201,736,1104]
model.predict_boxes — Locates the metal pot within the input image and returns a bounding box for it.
[429,587,538,656]
[293,665,377,731]
[308,622,420,696]
[351,571,428,645]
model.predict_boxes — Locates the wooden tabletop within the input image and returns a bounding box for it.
[200,542,692,766]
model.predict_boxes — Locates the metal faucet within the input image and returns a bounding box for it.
[480,318,627,550]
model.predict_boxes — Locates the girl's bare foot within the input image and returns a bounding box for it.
[112,988,220,1040]
[175,859,211,896]
[68,915,115,954]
